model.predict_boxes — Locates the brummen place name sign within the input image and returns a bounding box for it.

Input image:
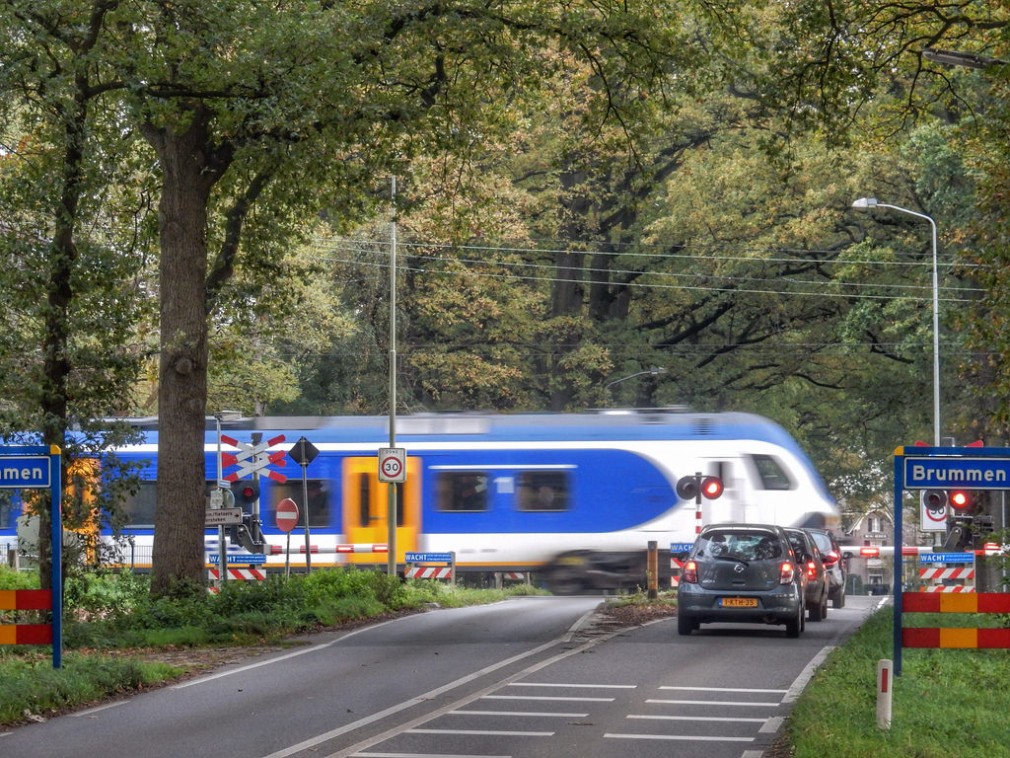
[903,456,1010,490]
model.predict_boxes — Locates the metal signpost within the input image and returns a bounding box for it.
[276,497,298,576]
[288,436,319,573]
[0,445,62,668]
[892,445,1010,675]
[221,433,287,565]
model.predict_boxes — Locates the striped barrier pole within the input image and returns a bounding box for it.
[903,592,1010,648]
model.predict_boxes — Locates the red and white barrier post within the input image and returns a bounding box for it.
[876,658,892,730]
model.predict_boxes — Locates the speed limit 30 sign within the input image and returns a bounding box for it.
[378,447,406,483]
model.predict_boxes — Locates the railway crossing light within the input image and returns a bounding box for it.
[948,490,975,510]
[677,473,724,504]
[701,476,724,499]
[231,479,260,506]
[921,489,947,511]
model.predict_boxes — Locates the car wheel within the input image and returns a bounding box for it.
[786,604,803,638]
[677,613,697,636]
[832,589,845,608]
[809,597,827,622]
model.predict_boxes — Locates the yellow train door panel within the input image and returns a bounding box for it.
[342,456,420,564]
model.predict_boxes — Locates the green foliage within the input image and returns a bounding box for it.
[1,568,538,727]
[0,567,38,591]
[788,609,1010,757]
[0,653,178,726]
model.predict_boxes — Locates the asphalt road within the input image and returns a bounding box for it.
[0,594,881,758]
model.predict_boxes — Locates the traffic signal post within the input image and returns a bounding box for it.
[893,445,1010,675]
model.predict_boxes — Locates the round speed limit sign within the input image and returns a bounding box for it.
[378,447,406,483]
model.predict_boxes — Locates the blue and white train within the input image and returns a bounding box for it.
[1,410,839,591]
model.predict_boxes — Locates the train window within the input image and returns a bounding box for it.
[516,471,570,512]
[122,482,158,526]
[0,491,14,529]
[121,480,218,527]
[750,455,793,490]
[358,474,370,527]
[436,472,489,512]
[270,480,330,528]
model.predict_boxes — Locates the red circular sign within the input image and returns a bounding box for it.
[276,497,299,533]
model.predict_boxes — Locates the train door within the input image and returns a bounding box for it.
[703,459,747,523]
[342,456,421,564]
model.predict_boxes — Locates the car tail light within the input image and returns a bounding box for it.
[779,561,796,585]
[805,560,818,580]
[821,550,839,567]
[682,560,698,584]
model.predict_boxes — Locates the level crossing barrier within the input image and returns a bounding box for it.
[405,551,455,581]
[917,551,975,593]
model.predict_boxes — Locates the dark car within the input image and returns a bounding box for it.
[784,527,829,622]
[805,528,846,608]
[677,523,806,638]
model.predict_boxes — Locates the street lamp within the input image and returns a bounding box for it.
[605,367,668,405]
[852,197,940,446]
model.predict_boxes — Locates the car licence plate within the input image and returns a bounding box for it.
[719,597,758,608]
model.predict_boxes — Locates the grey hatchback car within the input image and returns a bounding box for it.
[677,523,806,638]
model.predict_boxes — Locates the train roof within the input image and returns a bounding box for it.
[195,409,802,446]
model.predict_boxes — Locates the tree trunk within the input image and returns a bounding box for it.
[144,107,223,595]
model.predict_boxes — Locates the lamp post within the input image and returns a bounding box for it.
[604,367,667,406]
[852,197,940,447]
[387,176,398,577]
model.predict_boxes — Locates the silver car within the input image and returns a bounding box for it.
[677,523,806,638]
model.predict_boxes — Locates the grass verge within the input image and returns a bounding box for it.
[785,607,1010,758]
[0,568,546,727]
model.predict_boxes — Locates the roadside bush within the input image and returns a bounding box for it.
[0,566,38,590]
[63,571,148,621]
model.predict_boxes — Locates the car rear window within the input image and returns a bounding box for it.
[808,532,831,552]
[696,530,783,561]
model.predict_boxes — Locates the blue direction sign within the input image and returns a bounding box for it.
[405,552,454,563]
[208,553,267,565]
[0,456,51,488]
[904,456,1010,490]
[919,552,974,563]
[670,542,694,554]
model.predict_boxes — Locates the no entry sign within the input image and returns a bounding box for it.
[276,497,299,533]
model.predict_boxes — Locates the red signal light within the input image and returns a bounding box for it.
[700,476,723,500]
[949,490,973,510]
[231,479,260,505]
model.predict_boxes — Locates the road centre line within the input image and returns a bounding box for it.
[606,733,754,743]
[453,710,588,718]
[658,686,787,694]
[483,695,614,702]
[645,699,780,707]
[295,609,644,758]
[261,606,605,758]
[508,682,636,689]
[628,714,767,723]
[174,615,413,689]
[407,729,553,737]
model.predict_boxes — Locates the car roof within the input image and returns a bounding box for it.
[700,523,785,535]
